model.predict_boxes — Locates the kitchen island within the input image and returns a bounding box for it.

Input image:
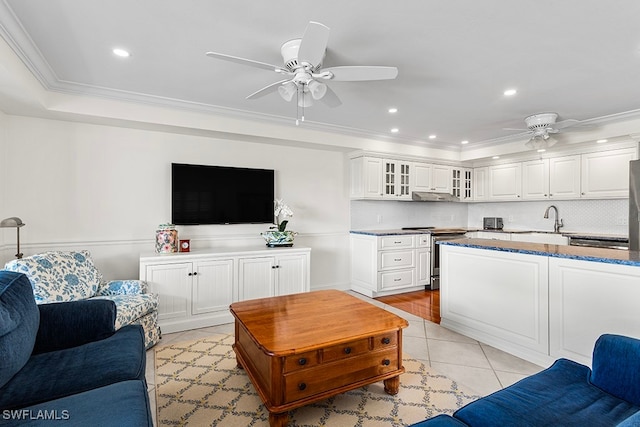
[439,238,640,367]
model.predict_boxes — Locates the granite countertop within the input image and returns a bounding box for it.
[440,238,640,267]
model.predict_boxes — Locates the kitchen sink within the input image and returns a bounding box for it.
[509,232,569,245]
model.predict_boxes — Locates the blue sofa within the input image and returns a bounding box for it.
[411,334,640,427]
[0,270,153,426]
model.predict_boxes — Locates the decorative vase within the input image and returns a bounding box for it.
[261,230,297,247]
[156,223,178,253]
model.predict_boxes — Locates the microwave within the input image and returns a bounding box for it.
[483,217,504,230]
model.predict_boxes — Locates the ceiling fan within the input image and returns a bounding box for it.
[205,21,398,123]
[506,113,592,150]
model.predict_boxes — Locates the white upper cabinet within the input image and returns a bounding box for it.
[383,159,412,200]
[452,167,473,201]
[488,163,522,200]
[413,162,452,193]
[549,155,581,199]
[473,167,488,201]
[522,159,550,200]
[350,157,383,199]
[581,148,636,198]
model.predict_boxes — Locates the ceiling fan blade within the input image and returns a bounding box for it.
[554,119,596,131]
[318,85,342,108]
[206,51,290,74]
[322,66,398,81]
[246,79,290,100]
[298,22,330,68]
[503,127,529,132]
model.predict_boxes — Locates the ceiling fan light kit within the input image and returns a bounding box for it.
[206,21,398,124]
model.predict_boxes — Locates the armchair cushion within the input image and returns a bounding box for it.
[0,272,39,389]
[4,251,102,303]
[590,334,640,406]
[32,299,116,355]
[0,324,146,410]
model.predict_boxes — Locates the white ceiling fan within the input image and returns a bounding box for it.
[506,113,593,150]
[205,21,398,123]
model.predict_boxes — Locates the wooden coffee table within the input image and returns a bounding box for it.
[229,289,409,427]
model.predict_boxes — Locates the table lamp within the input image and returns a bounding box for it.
[0,217,25,259]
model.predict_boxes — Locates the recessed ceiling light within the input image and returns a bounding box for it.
[388,108,398,113]
[461,140,469,145]
[429,135,436,139]
[596,139,608,143]
[492,156,500,159]
[390,128,399,133]
[537,149,546,153]
[503,88,517,96]
[112,48,130,58]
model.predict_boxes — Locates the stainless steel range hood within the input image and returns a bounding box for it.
[411,191,459,202]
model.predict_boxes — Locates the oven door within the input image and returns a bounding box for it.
[430,233,466,290]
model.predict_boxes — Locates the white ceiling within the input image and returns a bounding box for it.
[2,0,640,154]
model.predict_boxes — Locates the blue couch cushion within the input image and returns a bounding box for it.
[454,359,640,427]
[591,334,640,406]
[1,380,152,426]
[0,271,39,389]
[409,414,470,426]
[0,325,146,410]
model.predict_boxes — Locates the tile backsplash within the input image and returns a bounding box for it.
[351,198,629,236]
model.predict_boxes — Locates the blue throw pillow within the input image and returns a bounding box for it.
[0,271,40,388]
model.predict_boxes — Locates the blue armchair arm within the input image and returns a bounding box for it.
[95,279,148,296]
[32,299,116,355]
[590,334,640,406]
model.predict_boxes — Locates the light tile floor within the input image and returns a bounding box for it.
[145,292,545,426]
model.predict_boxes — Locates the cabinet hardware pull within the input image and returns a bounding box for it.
[344,347,352,354]
[193,272,198,276]
[298,382,307,391]
[298,358,307,366]
[271,265,280,269]
[382,359,391,366]
[188,272,193,276]
[394,241,401,244]
[394,278,401,282]
[382,337,391,344]
[394,258,401,261]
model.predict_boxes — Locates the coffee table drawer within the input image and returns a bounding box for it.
[372,332,398,350]
[322,338,370,363]
[284,350,319,372]
[283,350,400,403]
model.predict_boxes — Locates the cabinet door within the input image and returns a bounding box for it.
[452,168,473,201]
[412,163,432,192]
[275,253,309,296]
[238,256,276,300]
[350,157,383,199]
[473,167,488,200]
[432,165,452,193]
[581,148,636,198]
[522,159,550,200]
[383,160,411,200]
[488,163,522,200]
[416,248,430,285]
[144,262,191,321]
[549,155,581,199]
[192,259,234,315]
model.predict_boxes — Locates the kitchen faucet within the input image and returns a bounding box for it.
[544,205,564,233]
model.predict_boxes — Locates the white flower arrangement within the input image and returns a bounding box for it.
[272,199,293,232]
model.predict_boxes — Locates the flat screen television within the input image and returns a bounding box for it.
[171,163,275,225]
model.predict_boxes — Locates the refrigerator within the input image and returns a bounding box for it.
[630,159,640,251]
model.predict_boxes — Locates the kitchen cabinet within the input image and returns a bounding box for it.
[581,148,636,198]
[473,167,488,201]
[549,155,581,199]
[350,156,384,199]
[383,159,412,199]
[488,163,522,200]
[452,167,473,201]
[413,162,452,194]
[140,247,310,333]
[466,231,511,240]
[350,233,430,297]
[522,159,550,200]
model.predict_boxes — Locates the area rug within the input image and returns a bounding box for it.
[155,334,482,426]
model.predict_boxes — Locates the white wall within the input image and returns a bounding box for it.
[0,115,351,290]
[0,111,6,250]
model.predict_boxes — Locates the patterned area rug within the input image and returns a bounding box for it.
[155,334,481,426]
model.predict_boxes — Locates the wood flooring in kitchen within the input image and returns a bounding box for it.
[375,289,441,324]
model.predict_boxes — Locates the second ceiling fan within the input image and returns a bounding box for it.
[206,21,398,121]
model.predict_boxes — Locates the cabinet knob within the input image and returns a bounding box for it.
[344,347,352,354]
[298,382,307,391]
[193,272,198,276]
[298,357,307,366]
[271,265,280,269]
[382,359,391,366]
[382,337,391,345]
[188,272,193,276]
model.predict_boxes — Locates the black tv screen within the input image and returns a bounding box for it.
[171,163,275,225]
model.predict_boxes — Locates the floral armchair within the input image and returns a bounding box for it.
[3,250,160,348]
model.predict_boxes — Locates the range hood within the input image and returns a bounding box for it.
[411,191,459,202]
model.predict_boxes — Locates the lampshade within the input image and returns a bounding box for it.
[277,82,296,102]
[525,133,557,150]
[0,217,24,228]
[307,80,327,100]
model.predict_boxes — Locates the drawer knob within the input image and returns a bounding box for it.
[298,357,307,366]
[382,337,391,345]
[382,359,391,366]
[298,382,307,391]
[344,347,352,354]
